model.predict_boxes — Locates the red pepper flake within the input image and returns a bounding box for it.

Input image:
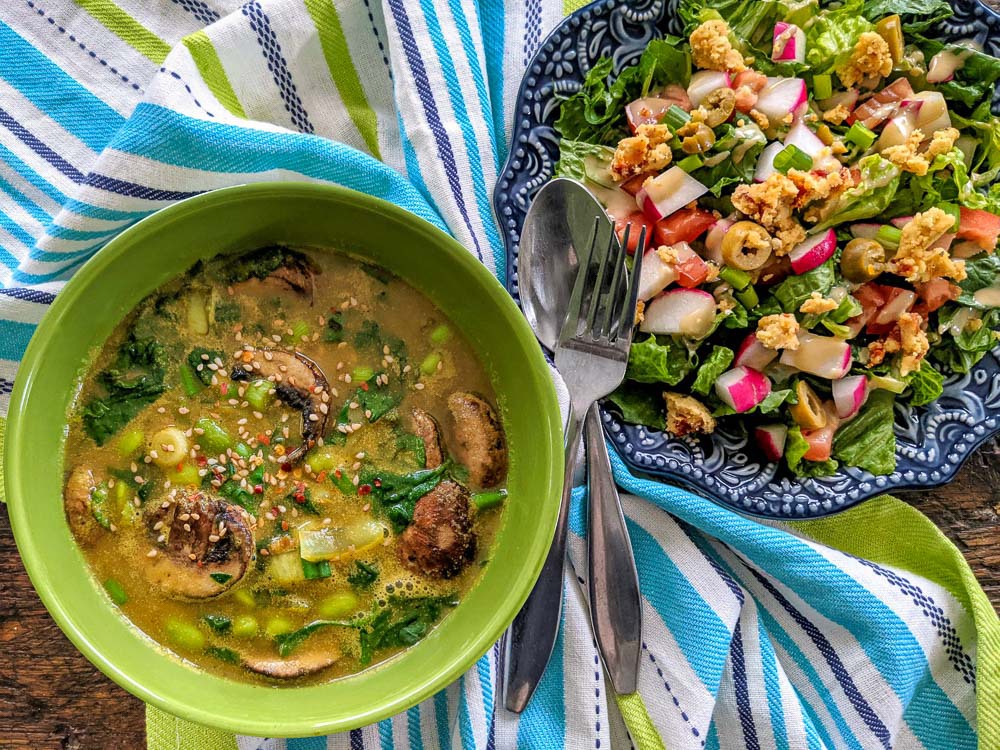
[358,484,372,496]
[196,456,208,467]
[281,520,289,531]
[373,479,382,488]
[220,382,230,396]
[316,470,328,482]
[176,463,184,472]
[253,485,264,494]
[258,434,271,446]
[293,492,306,504]
[360,382,370,392]
[334,469,343,479]
[281,462,292,473]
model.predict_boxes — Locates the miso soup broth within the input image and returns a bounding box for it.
[62,246,508,683]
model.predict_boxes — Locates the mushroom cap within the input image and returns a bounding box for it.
[242,648,340,679]
[144,492,255,600]
[397,481,476,579]
[64,467,102,544]
[410,408,444,469]
[446,392,508,489]
[230,348,330,464]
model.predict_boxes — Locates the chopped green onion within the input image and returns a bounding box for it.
[234,442,252,459]
[735,286,759,309]
[318,592,360,619]
[829,294,863,324]
[352,365,374,382]
[165,619,207,651]
[720,266,752,291]
[420,352,442,376]
[660,104,691,132]
[472,489,507,511]
[104,578,128,605]
[875,225,902,249]
[676,154,704,173]
[233,589,256,608]
[939,202,961,231]
[845,122,877,149]
[244,379,275,411]
[773,144,814,173]
[290,320,311,341]
[265,616,295,638]
[301,558,333,580]
[116,429,145,458]
[232,614,258,637]
[813,74,833,101]
[195,417,232,454]
[91,484,111,530]
[179,364,201,397]
[868,374,907,393]
[429,324,452,345]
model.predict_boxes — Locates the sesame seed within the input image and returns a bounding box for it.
[157,406,166,414]
[415,383,425,390]
[147,549,158,558]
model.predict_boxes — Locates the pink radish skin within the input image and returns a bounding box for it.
[779,332,852,379]
[626,97,673,134]
[754,424,788,461]
[930,232,955,253]
[715,367,773,413]
[637,243,698,300]
[876,111,917,150]
[636,167,709,223]
[788,229,837,274]
[754,77,807,123]
[772,22,805,63]
[640,288,717,339]
[850,223,883,240]
[832,375,869,420]
[906,91,952,134]
[704,218,734,263]
[687,71,732,108]
[952,239,983,259]
[891,215,913,228]
[754,142,786,183]
[735,333,779,371]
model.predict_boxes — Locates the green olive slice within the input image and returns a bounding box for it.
[722,221,774,271]
[789,381,828,431]
[840,238,885,283]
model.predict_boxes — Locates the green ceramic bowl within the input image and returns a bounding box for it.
[5,183,562,736]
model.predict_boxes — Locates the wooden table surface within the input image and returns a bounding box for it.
[0,450,998,750]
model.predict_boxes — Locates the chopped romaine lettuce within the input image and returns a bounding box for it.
[905,361,945,406]
[832,390,897,475]
[691,346,734,395]
[606,383,666,428]
[626,335,697,385]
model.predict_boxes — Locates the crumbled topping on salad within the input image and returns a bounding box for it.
[635,299,646,326]
[756,314,800,350]
[799,292,839,315]
[822,104,852,125]
[883,127,960,176]
[747,108,770,130]
[690,20,745,72]
[897,312,930,376]
[837,31,892,88]
[610,124,673,181]
[664,392,716,436]
[892,208,967,283]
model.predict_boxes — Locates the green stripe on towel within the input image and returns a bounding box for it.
[181,32,247,119]
[72,0,172,64]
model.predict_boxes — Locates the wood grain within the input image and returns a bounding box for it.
[1,454,997,748]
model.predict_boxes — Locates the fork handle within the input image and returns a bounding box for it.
[503,405,585,713]
[585,404,641,695]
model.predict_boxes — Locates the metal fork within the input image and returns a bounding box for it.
[503,220,646,712]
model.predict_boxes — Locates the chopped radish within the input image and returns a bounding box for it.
[736,333,779,371]
[637,167,709,223]
[890,215,913,229]
[755,424,788,461]
[687,71,732,108]
[704,218,734,263]
[876,111,917,150]
[626,97,673,134]
[754,142,786,183]
[640,288,717,338]
[754,77,807,123]
[779,332,852,379]
[637,242,705,299]
[850,223,883,239]
[788,229,837,274]
[715,367,772,413]
[832,375,869,419]
[772,22,805,63]
[784,121,826,160]
[907,91,952,134]
[818,89,859,113]
[851,78,914,129]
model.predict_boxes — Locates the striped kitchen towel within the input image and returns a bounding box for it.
[0,1,997,748]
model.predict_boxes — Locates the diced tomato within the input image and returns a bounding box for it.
[733,70,768,93]
[653,208,717,248]
[916,278,962,312]
[674,253,710,288]
[615,212,655,255]
[802,425,834,462]
[620,172,654,196]
[865,285,913,335]
[957,207,1000,250]
[850,78,914,129]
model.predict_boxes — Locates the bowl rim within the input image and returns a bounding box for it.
[4,182,563,735]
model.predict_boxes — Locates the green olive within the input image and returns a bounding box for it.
[681,123,716,154]
[722,221,773,271]
[789,381,828,431]
[702,89,736,128]
[875,15,904,65]
[840,238,885,283]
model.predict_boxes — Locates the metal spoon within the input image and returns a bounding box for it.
[506,178,642,705]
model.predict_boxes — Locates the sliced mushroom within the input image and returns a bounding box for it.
[242,649,338,679]
[144,492,255,599]
[230,348,329,465]
[446,392,508,489]
[231,246,318,302]
[397,481,476,579]
[410,408,444,469]
[64,467,102,544]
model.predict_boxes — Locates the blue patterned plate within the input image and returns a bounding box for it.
[494,0,1000,518]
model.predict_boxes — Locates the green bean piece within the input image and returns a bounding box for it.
[265,616,295,638]
[471,489,507,511]
[318,591,360,619]
[429,324,452,345]
[245,379,276,412]
[195,417,232,455]
[179,364,201,397]
[232,614,259,638]
[116,429,145,458]
[104,578,128,605]
[91,484,112,530]
[165,619,207,651]
[420,352,442,376]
